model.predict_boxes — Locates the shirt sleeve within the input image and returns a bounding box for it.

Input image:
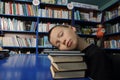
[82,44,112,80]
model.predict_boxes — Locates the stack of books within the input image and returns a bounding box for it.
[47,51,87,79]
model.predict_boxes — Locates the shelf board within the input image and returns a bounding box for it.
[105,32,120,36]
[0,14,37,21]
[104,48,120,52]
[14,0,32,3]
[38,32,48,35]
[77,33,97,38]
[2,30,36,34]
[1,0,32,3]
[2,46,36,49]
[75,20,100,26]
[39,17,71,23]
[38,46,56,49]
[103,16,120,24]
[40,3,67,8]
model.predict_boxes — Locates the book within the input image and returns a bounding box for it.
[52,62,87,71]
[48,54,84,62]
[44,50,82,54]
[50,65,85,79]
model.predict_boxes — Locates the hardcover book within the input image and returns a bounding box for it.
[48,54,84,62]
[50,65,85,79]
[52,62,87,71]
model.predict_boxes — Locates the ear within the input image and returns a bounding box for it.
[71,26,76,32]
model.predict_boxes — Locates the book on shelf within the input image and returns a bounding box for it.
[48,53,87,79]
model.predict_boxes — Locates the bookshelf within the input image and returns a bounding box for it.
[0,0,103,54]
[102,0,120,52]
[72,3,101,45]
[0,0,38,54]
[2,0,118,54]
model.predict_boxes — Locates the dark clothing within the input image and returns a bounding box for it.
[82,44,120,80]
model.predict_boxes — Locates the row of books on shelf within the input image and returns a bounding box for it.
[104,5,120,21]
[0,17,70,32]
[1,0,99,11]
[104,39,120,48]
[0,17,37,31]
[48,53,87,79]
[0,35,52,47]
[105,23,120,34]
[38,22,69,32]
[0,1,37,16]
[38,22,55,32]
[2,35,36,47]
[38,8,71,19]
[74,10,102,22]
[82,28,97,35]
[0,1,69,17]
[75,25,98,35]
[0,1,101,21]
[41,0,68,5]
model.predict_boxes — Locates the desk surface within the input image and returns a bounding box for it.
[0,54,90,80]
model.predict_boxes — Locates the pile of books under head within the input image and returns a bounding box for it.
[47,51,87,79]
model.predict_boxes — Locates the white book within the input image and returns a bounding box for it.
[97,13,102,22]
[38,22,43,32]
[13,36,19,47]
[19,3,23,15]
[42,9,46,17]
[54,10,58,18]
[3,18,8,30]
[38,9,42,17]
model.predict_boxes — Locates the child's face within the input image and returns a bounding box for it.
[50,26,78,50]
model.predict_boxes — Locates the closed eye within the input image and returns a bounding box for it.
[58,31,63,38]
[56,41,60,47]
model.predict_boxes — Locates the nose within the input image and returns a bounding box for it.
[59,38,66,45]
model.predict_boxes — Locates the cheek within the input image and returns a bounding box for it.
[59,44,75,51]
[59,45,70,51]
[68,37,78,50]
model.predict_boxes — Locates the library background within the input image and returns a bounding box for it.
[0,0,120,80]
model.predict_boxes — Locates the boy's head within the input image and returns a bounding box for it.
[48,25,78,50]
